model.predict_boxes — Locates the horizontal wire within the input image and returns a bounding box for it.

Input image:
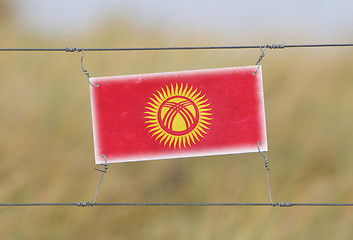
[0,43,353,52]
[0,203,78,206]
[1,202,353,207]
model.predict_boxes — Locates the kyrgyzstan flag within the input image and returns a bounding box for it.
[90,66,267,164]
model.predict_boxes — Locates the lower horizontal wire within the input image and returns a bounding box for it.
[93,203,272,206]
[1,202,353,207]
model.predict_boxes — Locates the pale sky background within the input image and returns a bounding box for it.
[10,0,353,43]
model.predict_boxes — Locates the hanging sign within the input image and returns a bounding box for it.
[90,66,267,164]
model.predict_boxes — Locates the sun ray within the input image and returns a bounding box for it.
[199,110,212,114]
[169,136,175,148]
[159,132,169,143]
[192,131,200,141]
[164,134,172,146]
[155,132,165,141]
[153,94,162,104]
[151,129,163,136]
[194,95,205,103]
[144,110,158,115]
[200,119,211,125]
[147,102,159,109]
[196,98,208,106]
[191,132,197,144]
[199,122,211,127]
[182,84,188,96]
[150,126,162,133]
[186,86,193,97]
[146,123,159,128]
[198,123,210,130]
[191,91,202,101]
[144,116,157,120]
[179,83,183,95]
[157,90,165,101]
[185,134,191,146]
[145,107,158,112]
[161,87,168,99]
[198,103,211,108]
[194,128,204,138]
[200,116,212,121]
[145,122,159,126]
[165,85,171,97]
[150,97,161,106]
[189,88,198,98]
[197,126,207,134]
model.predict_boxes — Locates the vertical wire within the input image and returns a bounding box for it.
[92,154,108,205]
[257,142,274,205]
[266,165,273,205]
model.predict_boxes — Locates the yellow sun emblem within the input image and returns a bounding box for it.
[145,83,212,148]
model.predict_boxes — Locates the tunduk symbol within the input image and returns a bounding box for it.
[158,96,199,136]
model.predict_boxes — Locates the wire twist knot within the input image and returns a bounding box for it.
[257,142,270,171]
[95,155,108,173]
[76,202,93,207]
[65,47,82,52]
[264,158,269,169]
[266,44,286,49]
[274,202,294,207]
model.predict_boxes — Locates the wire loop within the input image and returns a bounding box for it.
[80,49,99,87]
[252,46,267,75]
[252,43,285,75]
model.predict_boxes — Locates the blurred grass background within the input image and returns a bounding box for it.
[1,1,353,239]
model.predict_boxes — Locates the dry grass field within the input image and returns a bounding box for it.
[1,7,353,239]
